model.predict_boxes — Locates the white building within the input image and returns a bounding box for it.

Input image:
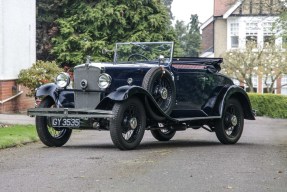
[201,0,287,95]
[0,0,36,113]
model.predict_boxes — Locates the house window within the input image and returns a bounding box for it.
[264,36,275,46]
[263,76,275,93]
[230,23,239,48]
[252,75,258,87]
[246,23,258,45]
[282,75,287,87]
[263,22,275,47]
[281,75,287,95]
[231,36,239,48]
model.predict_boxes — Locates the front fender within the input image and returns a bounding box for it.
[36,83,74,108]
[106,85,148,101]
[36,83,59,101]
[103,85,172,121]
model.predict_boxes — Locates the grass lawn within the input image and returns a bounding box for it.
[0,125,38,149]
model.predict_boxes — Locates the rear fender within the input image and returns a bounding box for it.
[210,85,255,120]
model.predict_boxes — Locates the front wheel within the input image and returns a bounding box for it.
[36,97,72,147]
[110,98,146,150]
[215,98,244,144]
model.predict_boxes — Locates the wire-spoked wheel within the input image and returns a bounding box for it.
[110,97,146,150]
[142,67,176,115]
[36,97,72,147]
[215,98,244,144]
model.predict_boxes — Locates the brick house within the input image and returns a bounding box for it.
[201,0,287,94]
[0,0,36,113]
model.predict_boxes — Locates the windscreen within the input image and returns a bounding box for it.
[114,42,174,65]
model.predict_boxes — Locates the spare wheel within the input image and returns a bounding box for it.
[142,67,176,115]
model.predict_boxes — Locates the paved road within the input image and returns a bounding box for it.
[0,117,286,192]
[0,114,35,125]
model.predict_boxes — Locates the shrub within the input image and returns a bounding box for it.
[17,60,63,97]
[248,93,287,118]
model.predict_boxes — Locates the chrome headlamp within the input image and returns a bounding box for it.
[98,73,112,89]
[55,72,70,88]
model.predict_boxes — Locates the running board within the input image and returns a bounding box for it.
[172,116,221,122]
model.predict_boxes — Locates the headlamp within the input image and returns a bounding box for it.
[98,73,111,89]
[55,72,70,88]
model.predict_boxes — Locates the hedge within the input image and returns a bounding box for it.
[17,60,63,97]
[248,93,287,118]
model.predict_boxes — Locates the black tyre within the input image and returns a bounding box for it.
[36,97,72,147]
[151,129,176,141]
[142,67,176,115]
[110,98,146,150]
[215,98,244,144]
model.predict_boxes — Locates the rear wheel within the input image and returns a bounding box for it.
[151,129,176,141]
[215,98,244,144]
[110,98,146,150]
[36,97,72,147]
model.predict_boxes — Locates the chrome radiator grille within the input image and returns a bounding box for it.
[74,65,101,109]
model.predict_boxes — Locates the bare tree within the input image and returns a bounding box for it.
[221,42,263,92]
[259,43,287,93]
[221,0,287,93]
[222,42,287,93]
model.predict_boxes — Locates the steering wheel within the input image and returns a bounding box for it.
[127,54,149,61]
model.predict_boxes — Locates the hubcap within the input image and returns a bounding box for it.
[160,128,170,134]
[129,117,138,129]
[225,115,237,135]
[160,87,168,100]
[231,115,238,126]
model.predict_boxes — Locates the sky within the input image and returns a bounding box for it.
[171,0,214,24]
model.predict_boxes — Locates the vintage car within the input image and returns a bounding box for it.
[28,42,255,150]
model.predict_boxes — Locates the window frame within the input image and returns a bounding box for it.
[230,23,239,48]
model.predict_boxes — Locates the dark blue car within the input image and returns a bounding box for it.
[28,42,255,150]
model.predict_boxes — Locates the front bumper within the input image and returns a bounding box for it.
[27,108,114,119]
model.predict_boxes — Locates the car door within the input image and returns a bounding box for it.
[172,64,208,111]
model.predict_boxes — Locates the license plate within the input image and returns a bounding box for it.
[51,117,80,128]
